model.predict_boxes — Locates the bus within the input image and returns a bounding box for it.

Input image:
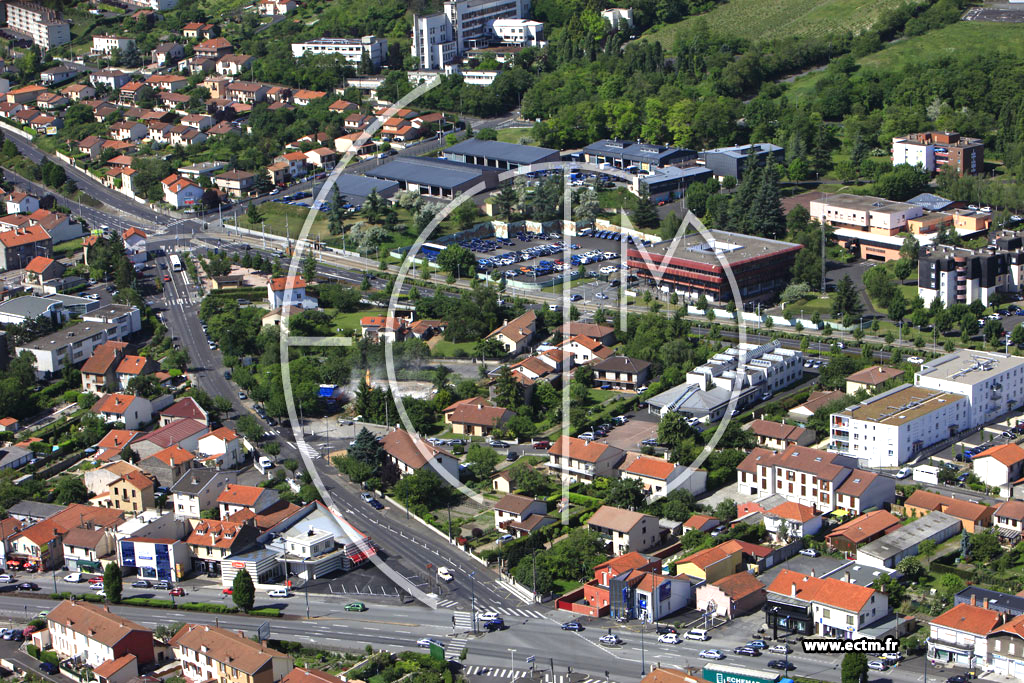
[169,255,182,272]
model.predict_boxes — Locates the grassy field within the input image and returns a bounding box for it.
[495,126,535,144]
[644,0,926,48]
[788,22,1024,99]
[253,202,331,240]
[331,307,386,333]
[430,336,478,357]
[782,295,834,320]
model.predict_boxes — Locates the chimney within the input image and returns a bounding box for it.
[985,598,989,610]
[790,583,797,598]
[810,568,816,578]
[845,571,851,583]
[971,593,977,606]
[237,631,245,638]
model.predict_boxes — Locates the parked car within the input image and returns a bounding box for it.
[798,549,819,557]
[907,356,925,364]
[896,467,912,479]
[699,649,725,660]
[267,588,290,598]
[657,633,680,644]
[131,580,150,588]
[561,622,583,631]
[945,676,969,683]
[361,492,374,503]
[867,660,888,671]
[40,662,58,675]
[655,626,677,635]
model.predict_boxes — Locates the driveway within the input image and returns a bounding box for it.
[601,413,658,452]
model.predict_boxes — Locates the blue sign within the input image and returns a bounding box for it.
[638,596,647,610]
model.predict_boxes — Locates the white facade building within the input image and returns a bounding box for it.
[412,14,457,71]
[491,19,544,46]
[290,36,388,67]
[92,35,135,55]
[893,138,934,172]
[5,2,70,49]
[411,0,534,69]
[915,350,1024,431]
[830,384,968,468]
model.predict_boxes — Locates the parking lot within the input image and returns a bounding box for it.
[464,230,644,285]
[600,412,659,452]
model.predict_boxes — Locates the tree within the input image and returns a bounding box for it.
[301,252,317,283]
[918,538,937,560]
[887,288,906,323]
[969,529,1002,563]
[602,478,645,510]
[235,415,263,444]
[120,445,139,464]
[714,499,737,523]
[893,257,913,284]
[631,185,659,230]
[464,444,501,482]
[451,201,480,231]
[232,568,255,612]
[493,365,520,409]
[841,652,868,683]
[103,562,123,603]
[900,233,920,265]
[212,395,233,417]
[896,556,924,582]
[54,475,88,504]
[436,245,476,277]
[246,203,263,228]
[832,275,862,318]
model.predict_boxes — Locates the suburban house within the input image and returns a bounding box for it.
[267,276,316,309]
[788,390,846,422]
[557,335,614,365]
[904,489,994,532]
[988,613,1024,679]
[972,443,1024,499]
[39,600,154,671]
[161,174,204,208]
[122,227,147,264]
[359,316,408,343]
[195,427,244,469]
[379,428,460,482]
[765,569,889,640]
[826,509,902,554]
[9,504,124,570]
[217,484,281,518]
[992,500,1024,545]
[486,310,538,356]
[22,256,65,287]
[133,418,209,458]
[560,552,661,618]
[845,365,904,394]
[586,505,660,556]
[618,456,685,500]
[93,394,152,431]
[61,526,116,573]
[108,469,157,514]
[214,170,256,197]
[555,323,616,345]
[674,539,771,583]
[547,436,624,484]
[442,397,513,437]
[171,469,237,519]
[591,356,651,392]
[929,601,1004,670]
[138,445,195,487]
[158,397,209,427]
[762,500,823,540]
[744,419,816,450]
[695,571,766,620]
[170,624,291,683]
[115,355,158,390]
[185,518,258,575]
[493,494,553,537]
[681,514,720,534]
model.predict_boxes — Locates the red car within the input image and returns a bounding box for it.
[163,276,171,282]
[88,577,103,585]
[222,588,233,595]
[532,440,551,450]
[169,587,185,596]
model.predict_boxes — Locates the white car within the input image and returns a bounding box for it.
[699,649,725,660]
[907,356,925,364]
[417,638,443,648]
[684,629,710,641]
[437,567,454,582]
[598,634,622,645]
[267,588,291,598]
[95,589,106,598]
[880,652,903,662]
[0,575,14,584]
[657,633,680,644]
[867,660,888,671]
[479,612,499,622]
[769,645,791,654]
[798,548,818,557]
[896,467,912,479]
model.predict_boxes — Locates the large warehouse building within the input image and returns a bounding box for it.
[625,230,802,303]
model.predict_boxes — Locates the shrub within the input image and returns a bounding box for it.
[27,644,39,659]
[180,602,237,613]
[41,651,59,666]
[249,608,281,617]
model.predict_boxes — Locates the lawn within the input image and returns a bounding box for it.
[250,202,331,241]
[495,126,535,144]
[430,336,478,358]
[644,0,926,48]
[331,307,386,333]
[788,22,1024,99]
[783,295,835,320]
[54,237,83,258]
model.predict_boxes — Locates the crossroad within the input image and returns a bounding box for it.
[463,667,606,683]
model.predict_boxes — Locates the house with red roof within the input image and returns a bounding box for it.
[196,426,244,469]
[587,505,660,556]
[22,256,65,287]
[9,504,125,570]
[93,394,153,431]
[36,600,154,671]
[161,173,204,209]
[992,500,1024,544]
[158,397,209,427]
[743,419,816,450]
[905,489,994,533]
[548,435,624,483]
[359,315,407,343]
[90,429,141,463]
[122,227,147,264]
[442,397,513,437]
[217,484,280,518]
[762,500,822,540]
[973,443,1024,499]
[618,455,692,500]
[557,334,614,365]
[556,551,689,621]
[493,493,552,538]
[138,444,195,487]
[115,355,158,390]
[133,418,208,459]
[379,428,459,481]
[695,571,766,619]
[186,518,258,575]
[267,275,315,309]
[928,601,1004,668]
[681,514,719,534]
[826,509,902,554]
[0,224,52,271]
[674,539,772,583]
[108,468,157,514]
[765,568,889,639]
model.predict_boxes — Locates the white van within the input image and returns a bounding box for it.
[63,573,83,583]
[684,629,710,641]
[268,588,291,598]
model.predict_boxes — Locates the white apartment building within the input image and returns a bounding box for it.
[831,384,968,468]
[809,193,923,233]
[43,600,154,670]
[929,602,1003,670]
[5,1,70,49]
[290,36,388,67]
[412,0,534,69]
[491,19,544,45]
[92,35,135,55]
[916,349,1024,431]
[737,445,896,515]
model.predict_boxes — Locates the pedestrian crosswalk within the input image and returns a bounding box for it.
[463,667,603,683]
[445,636,468,661]
[436,598,460,609]
[296,442,319,459]
[453,611,473,630]
[477,606,547,619]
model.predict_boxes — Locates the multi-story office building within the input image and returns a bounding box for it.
[412,0,534,69]
[916,349,1024,431]
[892,131,984,176]
[4,1,70,49]
[830,384,968,468]
[290,36,388,66]
[698,143,784,180]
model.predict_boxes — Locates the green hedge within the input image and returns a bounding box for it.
[249,608,281,617]
[121,597,175,608]
[27,644,39,659]
[180,602,236,613]
[40,651,58,666]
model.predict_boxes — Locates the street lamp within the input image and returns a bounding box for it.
[302,558,310,619]
[509,648,516,673]
[468,571,476,634]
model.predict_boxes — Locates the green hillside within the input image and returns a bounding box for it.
[786,21,1024,100]
[644,0,927,47]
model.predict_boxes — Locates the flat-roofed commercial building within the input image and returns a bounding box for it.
[443,138,559,170]
[830,384,968,468]
[365,157,498,199]
[626,229,802,303]
[582,139,696,172]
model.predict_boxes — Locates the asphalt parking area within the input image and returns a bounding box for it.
[466,233,637,283]
[305,560,416,598]
[963,6,1024,22]
[596,413,658,452]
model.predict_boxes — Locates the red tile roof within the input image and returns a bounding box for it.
[846,365,904,386]
[766,501,818,523]
[905,489,994,523]
[25,256,55,274]
[766,568,877,613]
[94,393,142,415]
[550,435,621,464]
[711,571,765,601]
[587,505,652,533]
[930,602,1003,636]
[623,455,676,480]
[974,443,1024,467]
[269,276,306,292]
[0,224,49,247]
[826,510,901,545]
[145,444,194,467]
[217,484,266,507]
